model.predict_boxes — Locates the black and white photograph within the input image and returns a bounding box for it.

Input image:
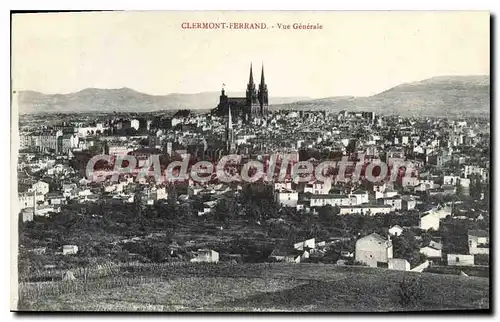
[10,10,490,312]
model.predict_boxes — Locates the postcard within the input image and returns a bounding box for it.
[11,11,490,312]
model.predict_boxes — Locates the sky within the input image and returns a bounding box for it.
[12,11,490,98]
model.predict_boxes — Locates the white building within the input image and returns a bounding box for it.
[389,225,404,236]
[309,194,352,208]
[388,258,410,271]
[468,230,489,255]
[303,180,332,195]
[349,189,369,205]
[447,254,474,266]
[419,213,440,231]
[443,175,461,186]
[190,249,219,263]
[339,205,393,215]
[383,196,402,211]
[32,181,50,195]
[462,165,489,182]
[293,238,315,251]
[419,207,451,231]
[419,240,443,258]
[355,233,393,268]
[274,189,299,207]
[18,192,45,210]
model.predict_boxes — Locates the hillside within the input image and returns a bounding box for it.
[16,75,489,116]
[18,263,489,312]
[17,88,309,114]
[274,75,490,117]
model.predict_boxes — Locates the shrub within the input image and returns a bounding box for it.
[395,275,425,309]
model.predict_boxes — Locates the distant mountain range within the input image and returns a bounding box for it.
[17,75,489,117]
[273,75,490,117]
[17,89,310,115]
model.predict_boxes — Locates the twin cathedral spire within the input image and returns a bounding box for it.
[221,63,268,153]
[246,63,269,120]
[216,63,269,125]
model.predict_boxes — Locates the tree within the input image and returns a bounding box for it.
[318,205,336,224]
[214,198,237,224]
[392,231,423,267]
[455,182,463,196]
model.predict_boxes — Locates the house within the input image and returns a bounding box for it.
[32,181,50,195]
[419,240,443,258]
[355,233,393,268]
[383,189,399,199]
[462,165,489,182]
[18,192,45,210]
[309,194,352,208]
[401,195,417,210]
[45,192,66,206]
[315,241,327,248]
[372,182,387,194]
[21,209,33,222]
[388,258,410,271]
[443,175,461,186]
[283,250,307,263]
[190,249,219,263]
[303,180,332,195]
[401,176,419,188]
[350,189,369,205]
[33,205,59,217]
[420,206,453,230]
[269,246,308,263]
[468,230,489,255]
[274,181,293,192]
[447,254,474,266]
[383,196,402,211]
[62,245,79,255]
[388,225,404,236]
[293,238,315,251]
[419,213,440,231]
[274,189,299,207]
[339,204,393,215]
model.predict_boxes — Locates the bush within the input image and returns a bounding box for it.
[395,275,425,309]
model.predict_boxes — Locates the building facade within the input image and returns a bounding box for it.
[355,233,393,268]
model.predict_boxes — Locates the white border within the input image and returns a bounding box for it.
[1,1,497,321]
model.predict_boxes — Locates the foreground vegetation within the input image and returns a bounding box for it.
[17,262,489,312]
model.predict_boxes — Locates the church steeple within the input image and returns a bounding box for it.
[260,64,265,85]
[246,63,259,122]
[249,63,254,85]
[258,63,269,118]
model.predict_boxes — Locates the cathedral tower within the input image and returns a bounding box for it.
[245,63,260,122]
[258,64,269,117]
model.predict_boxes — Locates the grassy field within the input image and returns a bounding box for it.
[17,263,490,312]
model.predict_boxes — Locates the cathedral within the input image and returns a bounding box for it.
[213,63,269,122]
